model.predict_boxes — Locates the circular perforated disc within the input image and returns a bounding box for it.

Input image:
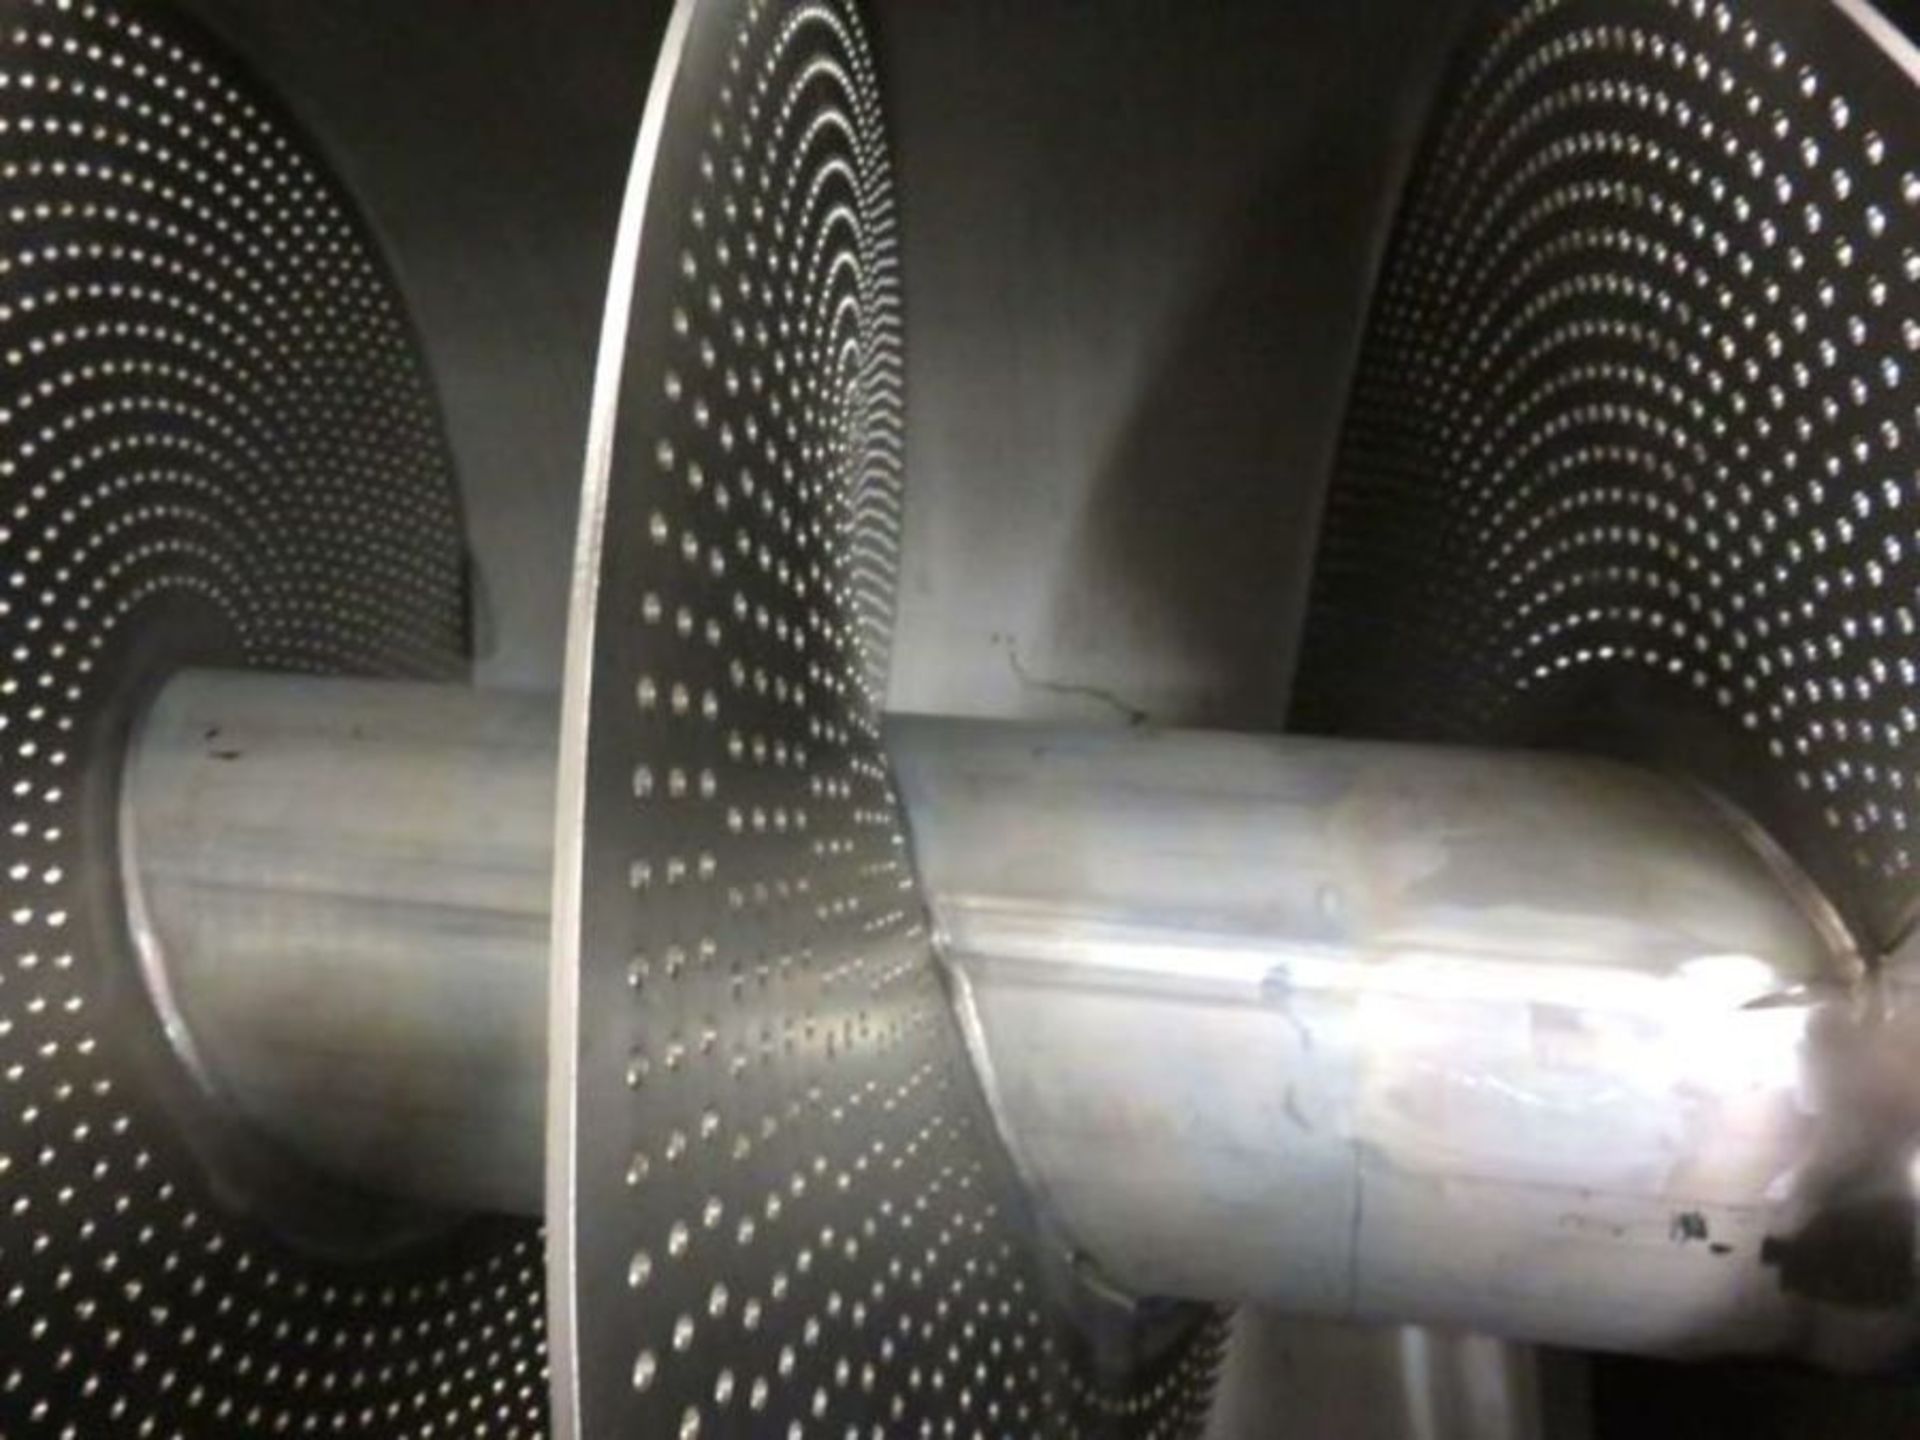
[551,0,1223,1434]
[0,0,547,1435]
[1300,0,1920,948]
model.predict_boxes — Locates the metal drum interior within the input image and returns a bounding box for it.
[2,0,1919,1435]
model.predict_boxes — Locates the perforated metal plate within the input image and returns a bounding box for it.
[551,1,1224,1435]
[0,0,548,1434]
[1300,0,1920,950]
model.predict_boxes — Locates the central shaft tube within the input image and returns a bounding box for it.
[122,670,555,1215]
[885,719,1890,1365]
[119,672,1893,1364]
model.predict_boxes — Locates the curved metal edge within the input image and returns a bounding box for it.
[940,950,1154,1317]
[1833,0,1920,85]
[1690,781,1872,997]
[546,1,702,1433]
[117,693,221,1104]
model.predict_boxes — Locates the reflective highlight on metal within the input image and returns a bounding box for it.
[891,717,1920,1365]
[551,0,1223,1434]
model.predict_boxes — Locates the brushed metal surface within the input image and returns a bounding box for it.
[889,717,1910,1366]
[123,670,553,1217]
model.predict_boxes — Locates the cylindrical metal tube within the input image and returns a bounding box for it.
[885,716,1913,1366]
[122,670,554,1216]
[119,676,1910,1363]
